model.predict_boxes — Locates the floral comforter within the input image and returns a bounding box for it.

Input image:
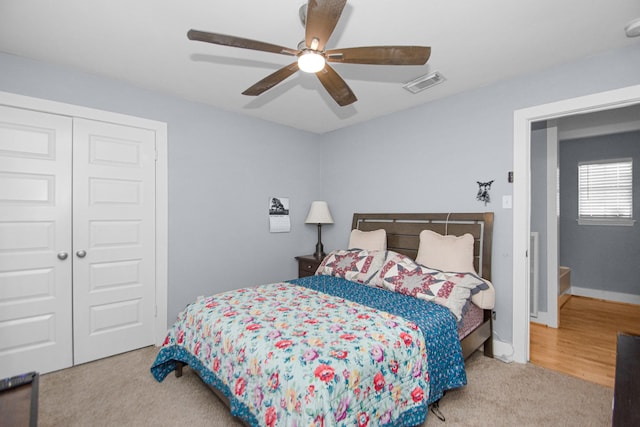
[151,275,466,427]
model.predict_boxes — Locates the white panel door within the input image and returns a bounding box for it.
[0,105,73,378]
[72,118,156,364]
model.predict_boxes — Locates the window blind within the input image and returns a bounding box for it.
[578,159,632,218]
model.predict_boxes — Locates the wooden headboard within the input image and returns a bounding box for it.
[351,212,494,280]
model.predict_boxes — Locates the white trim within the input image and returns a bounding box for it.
[577,218,635,226]
[0,91,164,130]
[513,84,640,364]
[513,108,532,364]
[530,310,555,327]
[546,122,558,328]
[0,90,169,347]
[492,339,515,363]
[154,120,169,346]
[529,232,539,317]
[569,286,640,306]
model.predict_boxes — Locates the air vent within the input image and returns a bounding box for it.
[403,71,446,94]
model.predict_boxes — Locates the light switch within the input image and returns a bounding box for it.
[502,195,512,209]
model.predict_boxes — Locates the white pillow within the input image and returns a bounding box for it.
[415,230,475,273]
[348,229,387,251]
[416,230,495,310]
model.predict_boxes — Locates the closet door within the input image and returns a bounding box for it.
[72,118,156,364]
[0,106,73,378]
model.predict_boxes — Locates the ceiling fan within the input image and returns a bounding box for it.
[187,0,431,107]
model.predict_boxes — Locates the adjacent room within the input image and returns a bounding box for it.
[529,107,640,389]
[1,1,639,426]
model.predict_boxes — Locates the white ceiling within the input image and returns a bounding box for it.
[1,1,639,134]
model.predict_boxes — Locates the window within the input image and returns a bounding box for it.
[578,158,633,225]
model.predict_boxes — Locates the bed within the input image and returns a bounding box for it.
[151,212,494,427]
[349,212,494,360]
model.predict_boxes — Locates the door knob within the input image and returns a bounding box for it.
[76,250,87,258]
[57,252,69,260]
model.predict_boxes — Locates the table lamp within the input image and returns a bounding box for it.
[305,201,334,259]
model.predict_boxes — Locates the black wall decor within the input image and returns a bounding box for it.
[476,180,494,205]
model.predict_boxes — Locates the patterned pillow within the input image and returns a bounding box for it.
[376,251,489,321]
[375,252,438,296]
[415,271,490,321]
[315,249,387,285]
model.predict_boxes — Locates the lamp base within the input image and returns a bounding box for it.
[313,223,326,260]
[313,247,326,260]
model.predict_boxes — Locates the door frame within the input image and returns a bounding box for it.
[512,84,640,363]
[0,90,168,346]
[529,121,559,329]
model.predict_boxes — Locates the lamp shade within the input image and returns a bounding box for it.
[305,201,334,224]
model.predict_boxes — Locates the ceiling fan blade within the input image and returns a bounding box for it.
[326,46,431,65]
[305,0,347,51]
[188,29,299,56]
[315,64,357,106]
[242,62,300,96]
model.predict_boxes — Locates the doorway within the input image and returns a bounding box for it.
[512,84,640,363]
[528,108,640,384]
[529,105,640,330]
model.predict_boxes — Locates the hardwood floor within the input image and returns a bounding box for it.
[530,296,640,388]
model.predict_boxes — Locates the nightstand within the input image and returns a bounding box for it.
[295,255,323,278]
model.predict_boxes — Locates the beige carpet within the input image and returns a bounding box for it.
[38,346,613,427]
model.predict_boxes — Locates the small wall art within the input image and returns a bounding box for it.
[476,180,494,205]
[269,196,290,232]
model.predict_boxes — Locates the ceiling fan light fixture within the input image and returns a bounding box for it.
[298,51,326,73]
[187,0,430,106]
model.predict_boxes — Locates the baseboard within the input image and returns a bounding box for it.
[492,338,515,363]
[530,310,555,327]
[558,293,571,309]
[569,286,640,305]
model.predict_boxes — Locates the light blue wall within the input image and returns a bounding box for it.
[559,131,640,296]
[0,52,322,324]
[319,44,640,343]
[1,42,639,344]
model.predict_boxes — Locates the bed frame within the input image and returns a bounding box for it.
[351,212,494,358]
